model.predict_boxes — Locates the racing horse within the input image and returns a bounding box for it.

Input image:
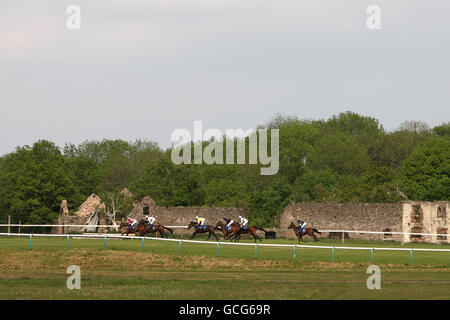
[215,221,236,240]
[228,223,267,243]
[119,221,138,236]
[187,221,220,241]
[135,220,173,238]
[288,222,321,243]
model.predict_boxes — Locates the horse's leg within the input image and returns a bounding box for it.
[189,231,197,240]
[250,231,257,243]
[213,232,218,241]
[207,231,211,241]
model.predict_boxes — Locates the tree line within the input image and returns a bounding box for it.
[0,111,448,228]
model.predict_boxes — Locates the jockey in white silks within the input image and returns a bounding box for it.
[223,217,234,231]
[226,219,234,231]
[298,220,307,231]
[146,216,156,229]
[238,216,248,230]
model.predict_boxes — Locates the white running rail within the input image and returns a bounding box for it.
[0,224,447,237]
[1,232,449,252]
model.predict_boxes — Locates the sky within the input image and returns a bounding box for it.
[1,0,449,156]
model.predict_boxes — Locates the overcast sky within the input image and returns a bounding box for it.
[1,0,449,156]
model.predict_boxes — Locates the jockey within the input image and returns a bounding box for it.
[297,220,307,231]
[195,216,206,229]
[238,216,248,230]
[223,217,233,232]
[146,216,156,229]
[127,217,138,229]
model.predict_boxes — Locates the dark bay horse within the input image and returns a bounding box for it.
[288,222,321,243]
[229,223,267,243]
[136,220,173,238]
[215,221,236,240]
[119,221,137,236]
[187,221,220,241]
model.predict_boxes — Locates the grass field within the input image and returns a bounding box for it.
[0,234,449,299]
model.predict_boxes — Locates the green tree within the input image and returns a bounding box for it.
[292,168,340,202]
[400,137,450,200]
[204,178,248,207]
[308,133,370,176]
[132,152,205,207]
[0,140,82,230]
[433,122,450,137]
[248,177,292,227]
[325,111,385,147]
[359,166,403,202]
[370,130,423,168]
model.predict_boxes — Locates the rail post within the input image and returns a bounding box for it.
[254,244,258,259]
[104,235,107,250]
[342,232,345,243]
[410,249,413,265]
[29,234,32,250]
[370,248,374,263]
[178,240,182,256]
[293,246,296,260]
[66,235,70,250]
[141,237,145,252]
[331,247,335,262]
[217,242,220,257]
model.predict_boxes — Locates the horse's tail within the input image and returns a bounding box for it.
[254,227,267,233]
[162,225,173,234]
[313,229,321,234]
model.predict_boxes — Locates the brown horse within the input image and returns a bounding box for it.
[215,221,236,240]
[187,221,220,241]
[119,221,138,236]
[136,220,173,238]
[288,222,321,243]
[229,223,267,243]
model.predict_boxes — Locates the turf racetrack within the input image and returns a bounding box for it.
[1,235,449,299]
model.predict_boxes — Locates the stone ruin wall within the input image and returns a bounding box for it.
[402,202,449,244]
[280,202,404,241]
[280,201,449,243]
